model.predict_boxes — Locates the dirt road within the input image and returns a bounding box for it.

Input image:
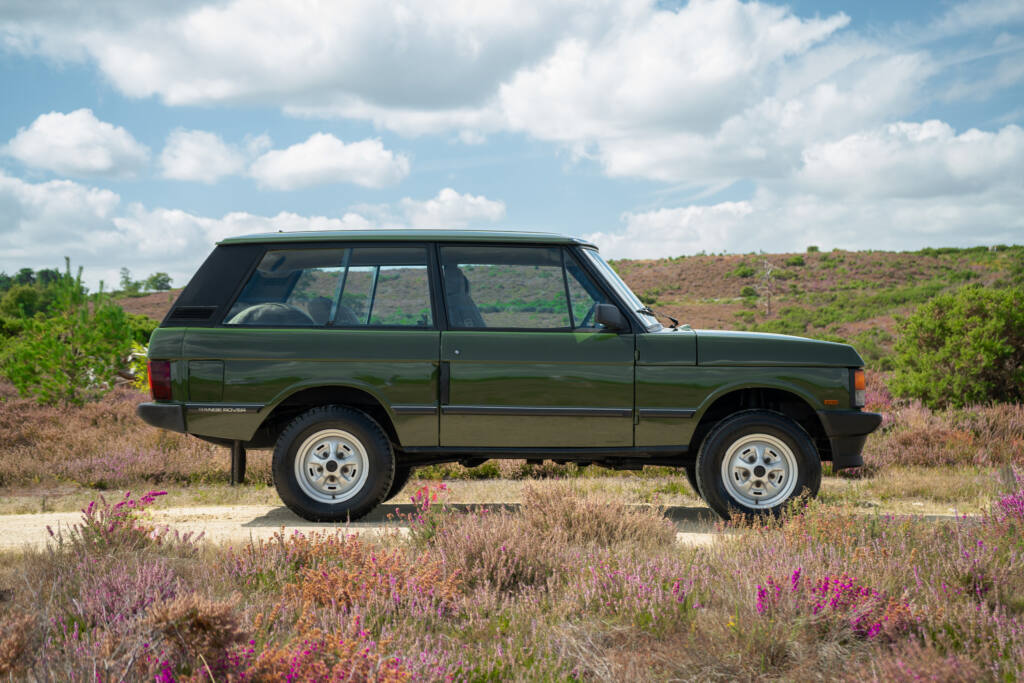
[0,503,721,552]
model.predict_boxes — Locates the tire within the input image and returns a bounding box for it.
[272,405,395,522]
[384,465,414,502]
[684,461,701,498]
[695,410,821,520]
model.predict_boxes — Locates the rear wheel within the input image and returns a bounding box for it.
[696,410,821,519]
[272,406,394,522]
[684,461,701,498]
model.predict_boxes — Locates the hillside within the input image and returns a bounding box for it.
[115,288,182,320]
[116,245,1023,369]
[615,245,1022,367]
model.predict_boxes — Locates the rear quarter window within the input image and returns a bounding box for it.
[224,246,433,328]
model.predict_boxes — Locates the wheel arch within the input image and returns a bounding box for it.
[251,383,400,448]
[690,385,831,463]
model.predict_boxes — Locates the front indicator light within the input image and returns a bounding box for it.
[853,369,866,408]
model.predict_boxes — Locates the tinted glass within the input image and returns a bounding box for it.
[224,246,432,327]
[440,246,574,329]
[564,255,611,329]
[581,248,658,328]
[335,247,433,327]
[225,249,346,326]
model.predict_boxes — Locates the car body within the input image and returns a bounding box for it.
[137,230,881,520]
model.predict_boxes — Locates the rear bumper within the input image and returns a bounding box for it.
[817,410,883,470]
[137,402,186,433]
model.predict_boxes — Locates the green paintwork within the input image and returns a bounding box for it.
[219,229,596,248]
[144,233,873,458]
[441,331,634,447]
[188,361,224,402]
[695,329,864,367]
[159,327,440,444]
[636,366,850,447]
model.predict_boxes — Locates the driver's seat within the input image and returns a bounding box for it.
[443,266,486,328]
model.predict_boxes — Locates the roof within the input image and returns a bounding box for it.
[218,229,597,248]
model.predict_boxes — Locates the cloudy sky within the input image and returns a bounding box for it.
[1,0,1022,289]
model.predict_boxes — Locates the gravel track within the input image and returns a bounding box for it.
[0,504,721,552]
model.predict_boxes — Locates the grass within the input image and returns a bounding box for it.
[1,480,1023,680]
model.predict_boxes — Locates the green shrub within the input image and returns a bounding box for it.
[890,286,1024,409]
[729,263,756,278]
[126,313,158,346]
[1,260,134,405]
[785,255,805,267]
[806,245,819,253]
[739,286,757,298]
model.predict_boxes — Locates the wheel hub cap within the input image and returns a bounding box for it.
[720,433,798,509]
[294,429,370,504]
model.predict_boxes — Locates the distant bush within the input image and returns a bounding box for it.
[784,255,805,267]
[739,285,757,298]
[729,263,756,278]
[806,245,819,253]
[890,286,1024,409]
[1,260,135,405]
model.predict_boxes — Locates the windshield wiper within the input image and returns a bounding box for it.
[637,306,679,329]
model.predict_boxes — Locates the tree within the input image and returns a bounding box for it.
[119,267,141,295]
[36,268,61,286]
[144,272,173,291]
[890,285,1024,409]
[1,258,134,405]
[754,258,778,317]
[14,267,35,286]
[0,272,11,292]
[0,285,42,319]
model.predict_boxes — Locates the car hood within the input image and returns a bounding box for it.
[690,329,863,367]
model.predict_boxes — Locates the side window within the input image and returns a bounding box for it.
[224,246,433,327]
[336,247,433,327]
[440,246,574,329]
[564,255,611,329]
[225,249,347,326]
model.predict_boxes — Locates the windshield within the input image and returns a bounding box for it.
[581,249,660,329]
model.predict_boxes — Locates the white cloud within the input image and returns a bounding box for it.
[397,188,506,228]
[248,133,410,190]
[4,109,149,177]
[0,171,504,289]
[589,117,1024,258]
[590,187,1024,260]
[0,0,618,111]
[929,0,1024,36]
[796,121,1024,198]
[160,129,247,183]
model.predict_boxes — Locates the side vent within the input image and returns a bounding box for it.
[168,306,217,321]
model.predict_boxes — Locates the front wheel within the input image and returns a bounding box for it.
[695,410,821,519]
[272,406,395,522]
[384,465,414,502]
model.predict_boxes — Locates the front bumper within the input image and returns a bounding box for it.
[816,410,883,470]
[137,402,186,433]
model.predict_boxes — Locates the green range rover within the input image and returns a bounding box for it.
[137,230,881,521]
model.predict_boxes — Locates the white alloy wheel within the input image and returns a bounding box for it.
[293,428,370,504]
[719,433,798,509]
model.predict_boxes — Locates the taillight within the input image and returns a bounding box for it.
[853,369,866,408]
[148,360,173,400]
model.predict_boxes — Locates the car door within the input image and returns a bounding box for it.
[437,244,635,448]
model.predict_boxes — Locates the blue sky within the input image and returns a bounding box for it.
[0,0,1022,289]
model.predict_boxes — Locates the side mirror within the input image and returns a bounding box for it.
[594,303,627,331]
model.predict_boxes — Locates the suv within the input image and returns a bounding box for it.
[137,230,881,521]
